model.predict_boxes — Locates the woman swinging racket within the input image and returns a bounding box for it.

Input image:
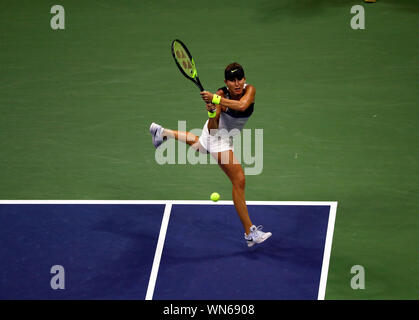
[150,63,271,247]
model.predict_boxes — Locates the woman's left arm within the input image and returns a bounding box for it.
[200,85,255,112]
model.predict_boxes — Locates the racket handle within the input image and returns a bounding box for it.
[196,77,204,92]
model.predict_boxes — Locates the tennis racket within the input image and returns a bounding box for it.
[171,39,204,92]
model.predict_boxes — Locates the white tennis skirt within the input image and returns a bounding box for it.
[198,120,234,154]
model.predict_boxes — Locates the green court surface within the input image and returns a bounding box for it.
[0,0,418,299]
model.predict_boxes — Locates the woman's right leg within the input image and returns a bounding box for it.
[162,128,208,154]
[163,128,199,147]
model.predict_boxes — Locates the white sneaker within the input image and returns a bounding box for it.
[149,122,165,148]
[244,225,272,247]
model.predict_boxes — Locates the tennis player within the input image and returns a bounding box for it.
[150,63,271,247]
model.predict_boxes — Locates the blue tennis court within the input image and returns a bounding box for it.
[0,201,337,300]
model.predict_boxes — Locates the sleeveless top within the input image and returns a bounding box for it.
[218,84,254,135]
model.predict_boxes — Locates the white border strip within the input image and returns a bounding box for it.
[317,202,338,300]
[0,200,336,206]
[145,202,172,300]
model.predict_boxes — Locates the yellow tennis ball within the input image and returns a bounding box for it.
[210,192,220,202]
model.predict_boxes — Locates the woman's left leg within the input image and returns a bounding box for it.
[213,150,253,235]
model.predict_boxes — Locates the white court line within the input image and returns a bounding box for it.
[0,200,337,206]
[317,202,338,300]
[145,202,172,301]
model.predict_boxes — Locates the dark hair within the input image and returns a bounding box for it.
[224,62,245,81]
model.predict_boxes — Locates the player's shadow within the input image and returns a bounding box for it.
[161,237,322,268]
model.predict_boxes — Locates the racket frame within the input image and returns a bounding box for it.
[171,39,204,92]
